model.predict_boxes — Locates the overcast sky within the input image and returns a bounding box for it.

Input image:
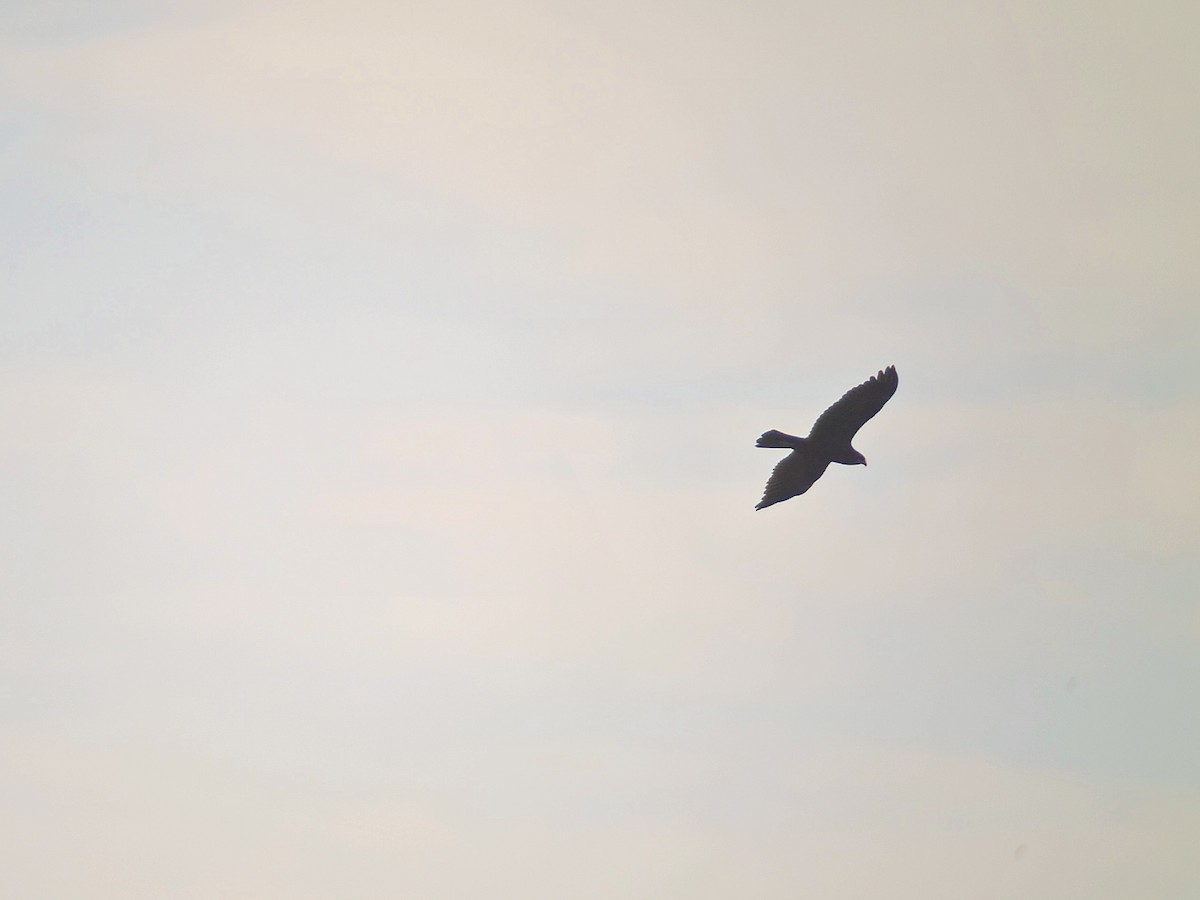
[2,1,1198,897]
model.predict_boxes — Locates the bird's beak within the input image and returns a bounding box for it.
[862,459,868,466]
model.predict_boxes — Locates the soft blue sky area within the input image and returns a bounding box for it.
[2,2,1198,897]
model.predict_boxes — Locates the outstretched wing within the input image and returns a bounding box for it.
[756,448,831,510]
[808,365,898,446]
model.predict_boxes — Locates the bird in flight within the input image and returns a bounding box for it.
[755,365,899,510]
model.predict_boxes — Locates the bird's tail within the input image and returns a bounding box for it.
[756,429,806,449]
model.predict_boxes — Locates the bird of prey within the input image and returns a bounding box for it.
[755,366,899,510]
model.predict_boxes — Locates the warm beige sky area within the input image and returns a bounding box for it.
[2,1,1198,897]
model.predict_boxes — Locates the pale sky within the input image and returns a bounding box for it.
[2,1,1198,897]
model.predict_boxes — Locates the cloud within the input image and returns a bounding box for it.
[5,0,1196,342]
[4,730,1197,899]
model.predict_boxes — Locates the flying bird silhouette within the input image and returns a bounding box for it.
[755,365,899,509]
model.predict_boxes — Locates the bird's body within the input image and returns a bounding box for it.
[755,366,898,510]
